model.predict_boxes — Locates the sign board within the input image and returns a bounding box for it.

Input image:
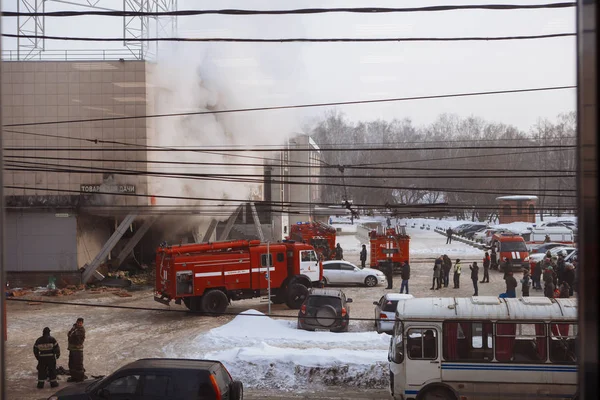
[80,184,136,194]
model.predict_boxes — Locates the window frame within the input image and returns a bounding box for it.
[548,322,578,364]
[495,322,548,363]
[260,253,273,267]
[406,327,438,360]
[442,321,494,362]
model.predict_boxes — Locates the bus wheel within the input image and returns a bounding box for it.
[419,388,456,400]
[201,290,229,315]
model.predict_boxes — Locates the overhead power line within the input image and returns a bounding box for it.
[2,85,576,128]
[3,3,577,17]
[3,144,577,152]
[2,32,576,43]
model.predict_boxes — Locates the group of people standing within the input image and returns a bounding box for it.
[431,255,463,290]
[33,317,86,389]
[531,251,577,299]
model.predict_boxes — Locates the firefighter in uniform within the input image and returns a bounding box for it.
[33,327,60,389]
[67,317,86,382]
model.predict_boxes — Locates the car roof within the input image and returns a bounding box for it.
[383,293,414,301]
[323,260,354,265]
[117,358,222,372]
[309,288,345,297]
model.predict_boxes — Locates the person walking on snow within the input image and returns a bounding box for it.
[481,252,491,283]
[520,270,531,297]
[33,327,60,389]
[446,228,453,244]
[504,271,518,298]
[453,259,462,289]
[67,317,86,382]
[442,255,452,288]
[359,244,367,268]
[490,247,498,270]
[334,243,344,260]
[399,261,410,294]
[430,256,442,290]
[470,262,479,296]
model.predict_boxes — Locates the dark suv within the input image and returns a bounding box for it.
[47,358,243,400]
[297,288,352,332]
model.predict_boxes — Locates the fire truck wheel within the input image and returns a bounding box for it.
[200,290,229,315]
[364,276,378,287]
[286,283,309,309]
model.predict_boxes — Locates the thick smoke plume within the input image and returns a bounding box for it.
[146,42,305,239]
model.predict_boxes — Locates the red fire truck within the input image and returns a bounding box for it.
[290,222,337,261]
[369,228,410,274]
[154,239,323,314]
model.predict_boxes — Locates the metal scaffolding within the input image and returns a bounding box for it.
[123,0,178,60]
[14,0,177,61]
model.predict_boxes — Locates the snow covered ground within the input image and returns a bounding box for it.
[164,309,389,391]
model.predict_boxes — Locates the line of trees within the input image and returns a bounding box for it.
[308,111,576,222]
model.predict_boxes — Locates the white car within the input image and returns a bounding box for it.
[322,260,386,287]
[373,293,414,333]
[473,228,494,243]
[528,246,577,264]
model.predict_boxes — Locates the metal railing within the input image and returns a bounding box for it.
[1,49,143,61]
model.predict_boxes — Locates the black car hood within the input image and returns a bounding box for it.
[51,379,97,397]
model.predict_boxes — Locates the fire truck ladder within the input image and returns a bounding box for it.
[82,213,138,284]
[202,218,219,242]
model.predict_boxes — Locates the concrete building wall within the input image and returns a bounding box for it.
[288,135,321,227]
[497,199,537,224]
[2,60,149,207]
[5,211,77,272]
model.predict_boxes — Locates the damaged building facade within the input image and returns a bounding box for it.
[1,59,325,286]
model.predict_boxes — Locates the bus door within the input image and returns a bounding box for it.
[405,327,442,389]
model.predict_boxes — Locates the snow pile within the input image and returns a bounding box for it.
[405,226,482,258]
[164,310,390,391]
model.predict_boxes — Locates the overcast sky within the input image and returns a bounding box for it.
[2,0,577,132]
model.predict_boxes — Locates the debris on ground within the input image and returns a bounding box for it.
[113,291,133,298]
[6,289,32,297]
[27,302,42,306]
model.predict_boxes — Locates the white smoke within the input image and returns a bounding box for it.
[146,34,308,237]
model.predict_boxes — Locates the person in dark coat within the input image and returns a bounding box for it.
[481,252,491,283]
[446,228,453,244]
[470,262,479,296]
[453,259,462,289]
[504,271,518,298]
[67,318,86,382]
[442,255,452,288]
[490,247,498,270]
[559,282,570,298]
[563,263,575,296]
[383,261,394,289]
[334,244,344,260]
[556,253,566,285]
[502,258,512,279]
[359,244,367,268]
[520,270,531,297]
[33,327,60,389]
[532,260,543,290]
[399,261,410,294]
[430,256,442,290]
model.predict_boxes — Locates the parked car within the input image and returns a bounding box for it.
[48,358,243,400]
[528,246,577,264]
[464,225,490,240]
[473,228,495,243]
[528,242,565,254]
[373,293,413,334]
[483,228,511,246]
[322,260,386,287]
[565,249,578,263]
[297,288,351,332]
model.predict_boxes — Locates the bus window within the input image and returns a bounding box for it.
[496,323,547,362]
[443,322,493,361]
[407,328,437,360]
[550,323,577,364]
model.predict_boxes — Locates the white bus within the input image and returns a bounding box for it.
[388,296,577,400]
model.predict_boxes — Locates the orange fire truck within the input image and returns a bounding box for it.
[369,227,410,274]
[154,239,323,314]
[290,222,337,261]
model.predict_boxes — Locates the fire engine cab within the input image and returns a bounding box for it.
[490,233,530,271]
[154,239,322,314]
[369,227,410,274]
[290,222,337,261]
